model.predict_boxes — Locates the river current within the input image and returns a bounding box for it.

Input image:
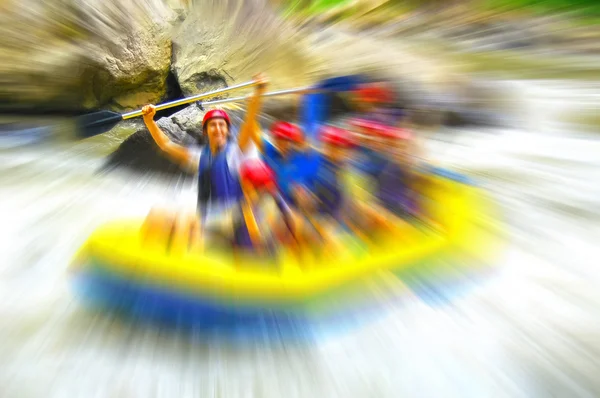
[1,79,599,397]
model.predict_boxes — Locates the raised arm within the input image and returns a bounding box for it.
[249,120,265,154]
[142,105,195,168]
[238,74,268,153]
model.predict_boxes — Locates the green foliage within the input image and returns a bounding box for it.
[282,0,600,17]
[283,0,355,16]
[478,0,600,17]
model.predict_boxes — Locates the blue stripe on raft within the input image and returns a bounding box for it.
[74,266,308,336]
[73,265,395,341]
[426,166,476,186]
[315,75,366,92]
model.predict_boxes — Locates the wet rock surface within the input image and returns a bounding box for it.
[102,103,206,179]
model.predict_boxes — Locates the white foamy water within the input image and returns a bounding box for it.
[1,80,600,397]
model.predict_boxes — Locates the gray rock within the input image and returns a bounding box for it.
[0,0,181,111]
[101,127,192,179]
[82,24,173,111]
[168,102,205,138]
[152,102,208,146]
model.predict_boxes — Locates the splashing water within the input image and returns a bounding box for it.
[2,79,600,397]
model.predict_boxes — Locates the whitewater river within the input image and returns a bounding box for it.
[1,80,599,397]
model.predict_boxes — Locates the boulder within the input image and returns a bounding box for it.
[103,103,206,177]
[0,0,182,112]
[102,2,514,178]
[82,25,173,111]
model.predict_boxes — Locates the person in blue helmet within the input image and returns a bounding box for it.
[139,74,268,251]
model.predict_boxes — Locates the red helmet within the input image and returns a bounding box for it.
[240,159,276,191]
[270,121,303,143]
[355,83,394,104]
[320,125,354,147]
[202,109,231,131]
[378,127,412,140]
[349,118,386,134]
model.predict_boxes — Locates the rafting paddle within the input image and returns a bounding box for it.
[196,87,313,107]
[76,80,261,138]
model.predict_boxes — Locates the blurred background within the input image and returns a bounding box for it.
[1,0,600,397]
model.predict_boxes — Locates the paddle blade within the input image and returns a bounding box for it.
[316,75,366,92]
[76,110,123,138]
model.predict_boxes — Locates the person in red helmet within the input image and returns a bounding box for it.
[372,125,420,219]
[140,74,268,248]
[265,125,353,256]
[268,121,304,156]
[348,118,392,178]
[232,159,292,257]
[322,121,416,244]
[310,125,355,225]
[250,119,320,210]
[355,83,393,105]
[351,81,405,126]
[306,125,402,251]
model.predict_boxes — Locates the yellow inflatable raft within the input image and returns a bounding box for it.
[70,167,501,336]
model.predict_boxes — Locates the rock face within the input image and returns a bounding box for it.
[0,0,515,177]
[0,0,181,111]
[1,0,510,130]
[81,24,173,111]
[105,14,515,178]
[171,0,319,97]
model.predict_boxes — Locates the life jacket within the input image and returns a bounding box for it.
[263,141,320,205]
[197,143,243,219]
[232,193,285,253]
[354,147,389,178]
[313,158,345,219]
[375,161,414,214]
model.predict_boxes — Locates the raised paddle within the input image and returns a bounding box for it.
[196,86,314,107]
[76,80,261,138]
